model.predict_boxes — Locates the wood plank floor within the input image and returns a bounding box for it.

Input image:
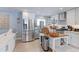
[14,39,43,52]
[14,39,79,52]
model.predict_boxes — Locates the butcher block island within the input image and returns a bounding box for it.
[40,26,69,52]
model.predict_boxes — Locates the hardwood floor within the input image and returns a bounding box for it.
[14,39,79,52]
[14,39,43,52]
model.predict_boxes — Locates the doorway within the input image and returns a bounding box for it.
[34,17,46,39]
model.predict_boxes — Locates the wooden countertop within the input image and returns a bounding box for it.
[40,33,68,38]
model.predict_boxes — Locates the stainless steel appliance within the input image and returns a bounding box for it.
[41,36,49,51]
[22,17,34,42]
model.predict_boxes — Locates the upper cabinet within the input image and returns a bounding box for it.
[59,12,66,20]
[75,8,79,25]
[67,8,76,25]
[54,15,59,20]
[50,15,59,25]
[67,8,79,25]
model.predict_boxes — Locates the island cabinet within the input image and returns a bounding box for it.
[49,37,60,50]
[49,36,68,52]
[48,31,79,51]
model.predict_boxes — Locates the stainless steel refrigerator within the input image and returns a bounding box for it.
[22,14,34,42]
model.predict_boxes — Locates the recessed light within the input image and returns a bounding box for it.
[59,8,63,10]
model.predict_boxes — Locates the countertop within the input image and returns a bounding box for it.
[0,32,16,48]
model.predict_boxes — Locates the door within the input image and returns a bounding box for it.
[40,21,44,29]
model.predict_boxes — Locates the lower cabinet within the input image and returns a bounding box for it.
[68,32,79,47]
[7,38,15,52]
[49,38,62,50]
[0,46,7,52]
[0,35,16,52]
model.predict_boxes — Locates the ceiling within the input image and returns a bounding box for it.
[11,7,74,16]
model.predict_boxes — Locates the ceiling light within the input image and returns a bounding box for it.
[59,8,63,10]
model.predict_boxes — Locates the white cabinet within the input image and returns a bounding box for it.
[67,8,79,25]
[0,46,7,52]
[0,33,16,52]
[68,32,79,47]
[71,32,79,47]
[67,9,76,25]
[75,8,79,25]
[8,37,15,52]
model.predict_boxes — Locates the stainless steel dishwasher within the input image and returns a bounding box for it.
[41,36,49,51]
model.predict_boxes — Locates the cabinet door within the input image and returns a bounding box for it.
[67,9,75,25]
[0,46,6,52]
[69,33,76,45]
[72,33,79,47]
[8,37,15,52]
[75,8,79,25]
[69,32,79,47]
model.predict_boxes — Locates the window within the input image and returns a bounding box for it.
[0,14,9,34]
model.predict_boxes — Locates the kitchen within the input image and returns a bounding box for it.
[0,7,79,52]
